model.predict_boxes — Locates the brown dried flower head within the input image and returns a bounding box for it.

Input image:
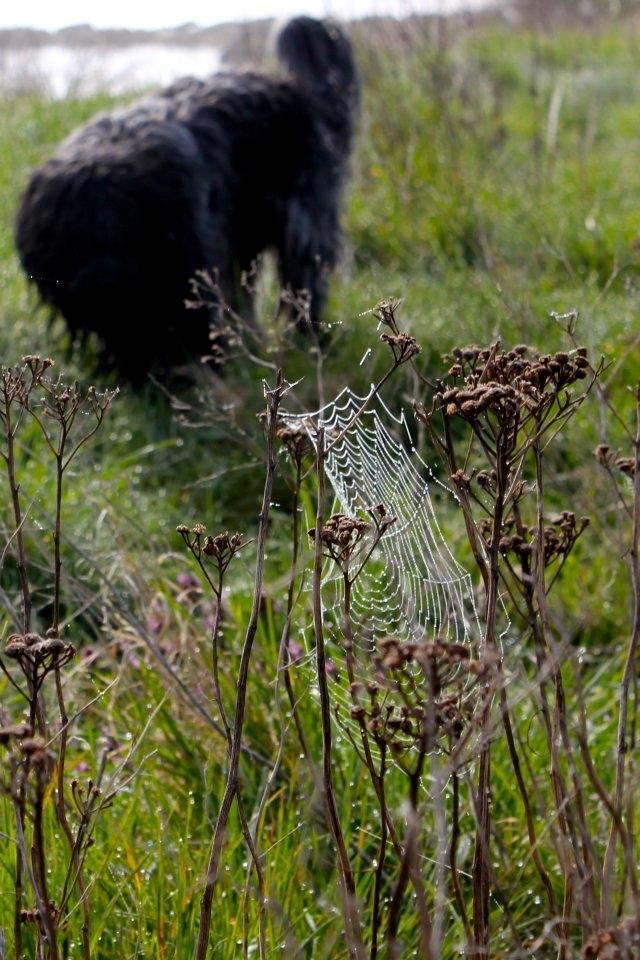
[615,457,636,478]
[309,513,371,560]
[437,342,590,425]
[487,511,590,567]
[380,332,421,365]
[202,531,244,565]
[276,418,314,463]
[4,632,74,670]
[0,722,31,746]
[372,298,402,329]
[582,913,640,959]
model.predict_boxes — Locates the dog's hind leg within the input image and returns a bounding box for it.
[277,194,339,330]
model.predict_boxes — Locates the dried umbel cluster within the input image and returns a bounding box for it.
[39,380,111,422]
[0,723,49,761]
[594,443,637,478]
[17,361,118,440]
[275,417,314,465]
[309,513,371,564]
[367,636,495,748]
[177,524,244,575]
[309,505,396,573]
[372,298,402,329]
[5,630,75,674]
[439,343,589,423]
[347,679,419,751]
[369,298,421,366]
[380,331,421,365]
[582,913,640,959]
[414,340,596,592]
[1,355,54,407]
[479,511,590,566]
[1,731,53,784]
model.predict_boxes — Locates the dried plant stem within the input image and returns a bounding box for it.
[370,744,387,960]
[237,796,267,960]
[574,673,639,905]
[341,580,400,957]
[281,460,311,763]
[205,571,267,960]
[194,373,284,960]
[449,769,471,940]
[242,459,311,957]
[601,384,640,923]
[342,575,402,856]
[533,439,600,937]
[31,777,59,960]
[470,455,505,960]
[203,567,231,743]
[312,427,366,960]
[52,435,66,633]
[386,738,432,960]
[13,789,58,960]
[54,667,91,960]
[2,398,32,633]
[499,685,557,913]
[48,433,91,959]
[14,789,25,960]
[519,561,574,956]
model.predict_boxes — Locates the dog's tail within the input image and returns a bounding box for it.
[277,17,358,154]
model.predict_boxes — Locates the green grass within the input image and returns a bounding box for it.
[1,14,640,958]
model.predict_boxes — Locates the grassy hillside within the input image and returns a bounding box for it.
[1,12,640,959]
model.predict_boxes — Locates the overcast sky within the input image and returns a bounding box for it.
[2,0,492,31]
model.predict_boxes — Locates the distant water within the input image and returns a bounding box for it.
[0,44,222,98]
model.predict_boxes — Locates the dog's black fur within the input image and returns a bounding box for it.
[15,18,358,376]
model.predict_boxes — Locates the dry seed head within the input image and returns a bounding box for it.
[440,342,591,425]
[593,444,612,466]
[372,298,401,328]
[450,469,471,490]
[202,531,244,563]
[20,736,47,755]
[4,632,74,668]
[276,418,314,462]
[0,722,31,745]
[4,634,28,658]
[615,457,635,478]
[380,332,421,365]
[581,913,640,959]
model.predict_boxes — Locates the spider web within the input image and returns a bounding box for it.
[282,386,482,668]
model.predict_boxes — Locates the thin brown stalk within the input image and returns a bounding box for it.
[31,777,59,960]
[312,427,366,960]
[54,667,91,960]
[13,786,57,960]
[533,439,600,933]
[2,396,32,633]
[194,372,285,960]
[470,442,506,960]
[601,384,640,923]
[449,770,472,940]
[386,738,432,960]
[241,457,311,956]
[281,459,311,763]
[14,787,25,960]
[370,744,387,960]
[499,685,557,914]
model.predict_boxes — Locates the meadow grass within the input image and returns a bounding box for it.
[0,12,640,959]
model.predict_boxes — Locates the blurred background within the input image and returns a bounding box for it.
[1,0,489,97]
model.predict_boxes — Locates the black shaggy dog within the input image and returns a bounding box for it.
[15,17,358,377]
